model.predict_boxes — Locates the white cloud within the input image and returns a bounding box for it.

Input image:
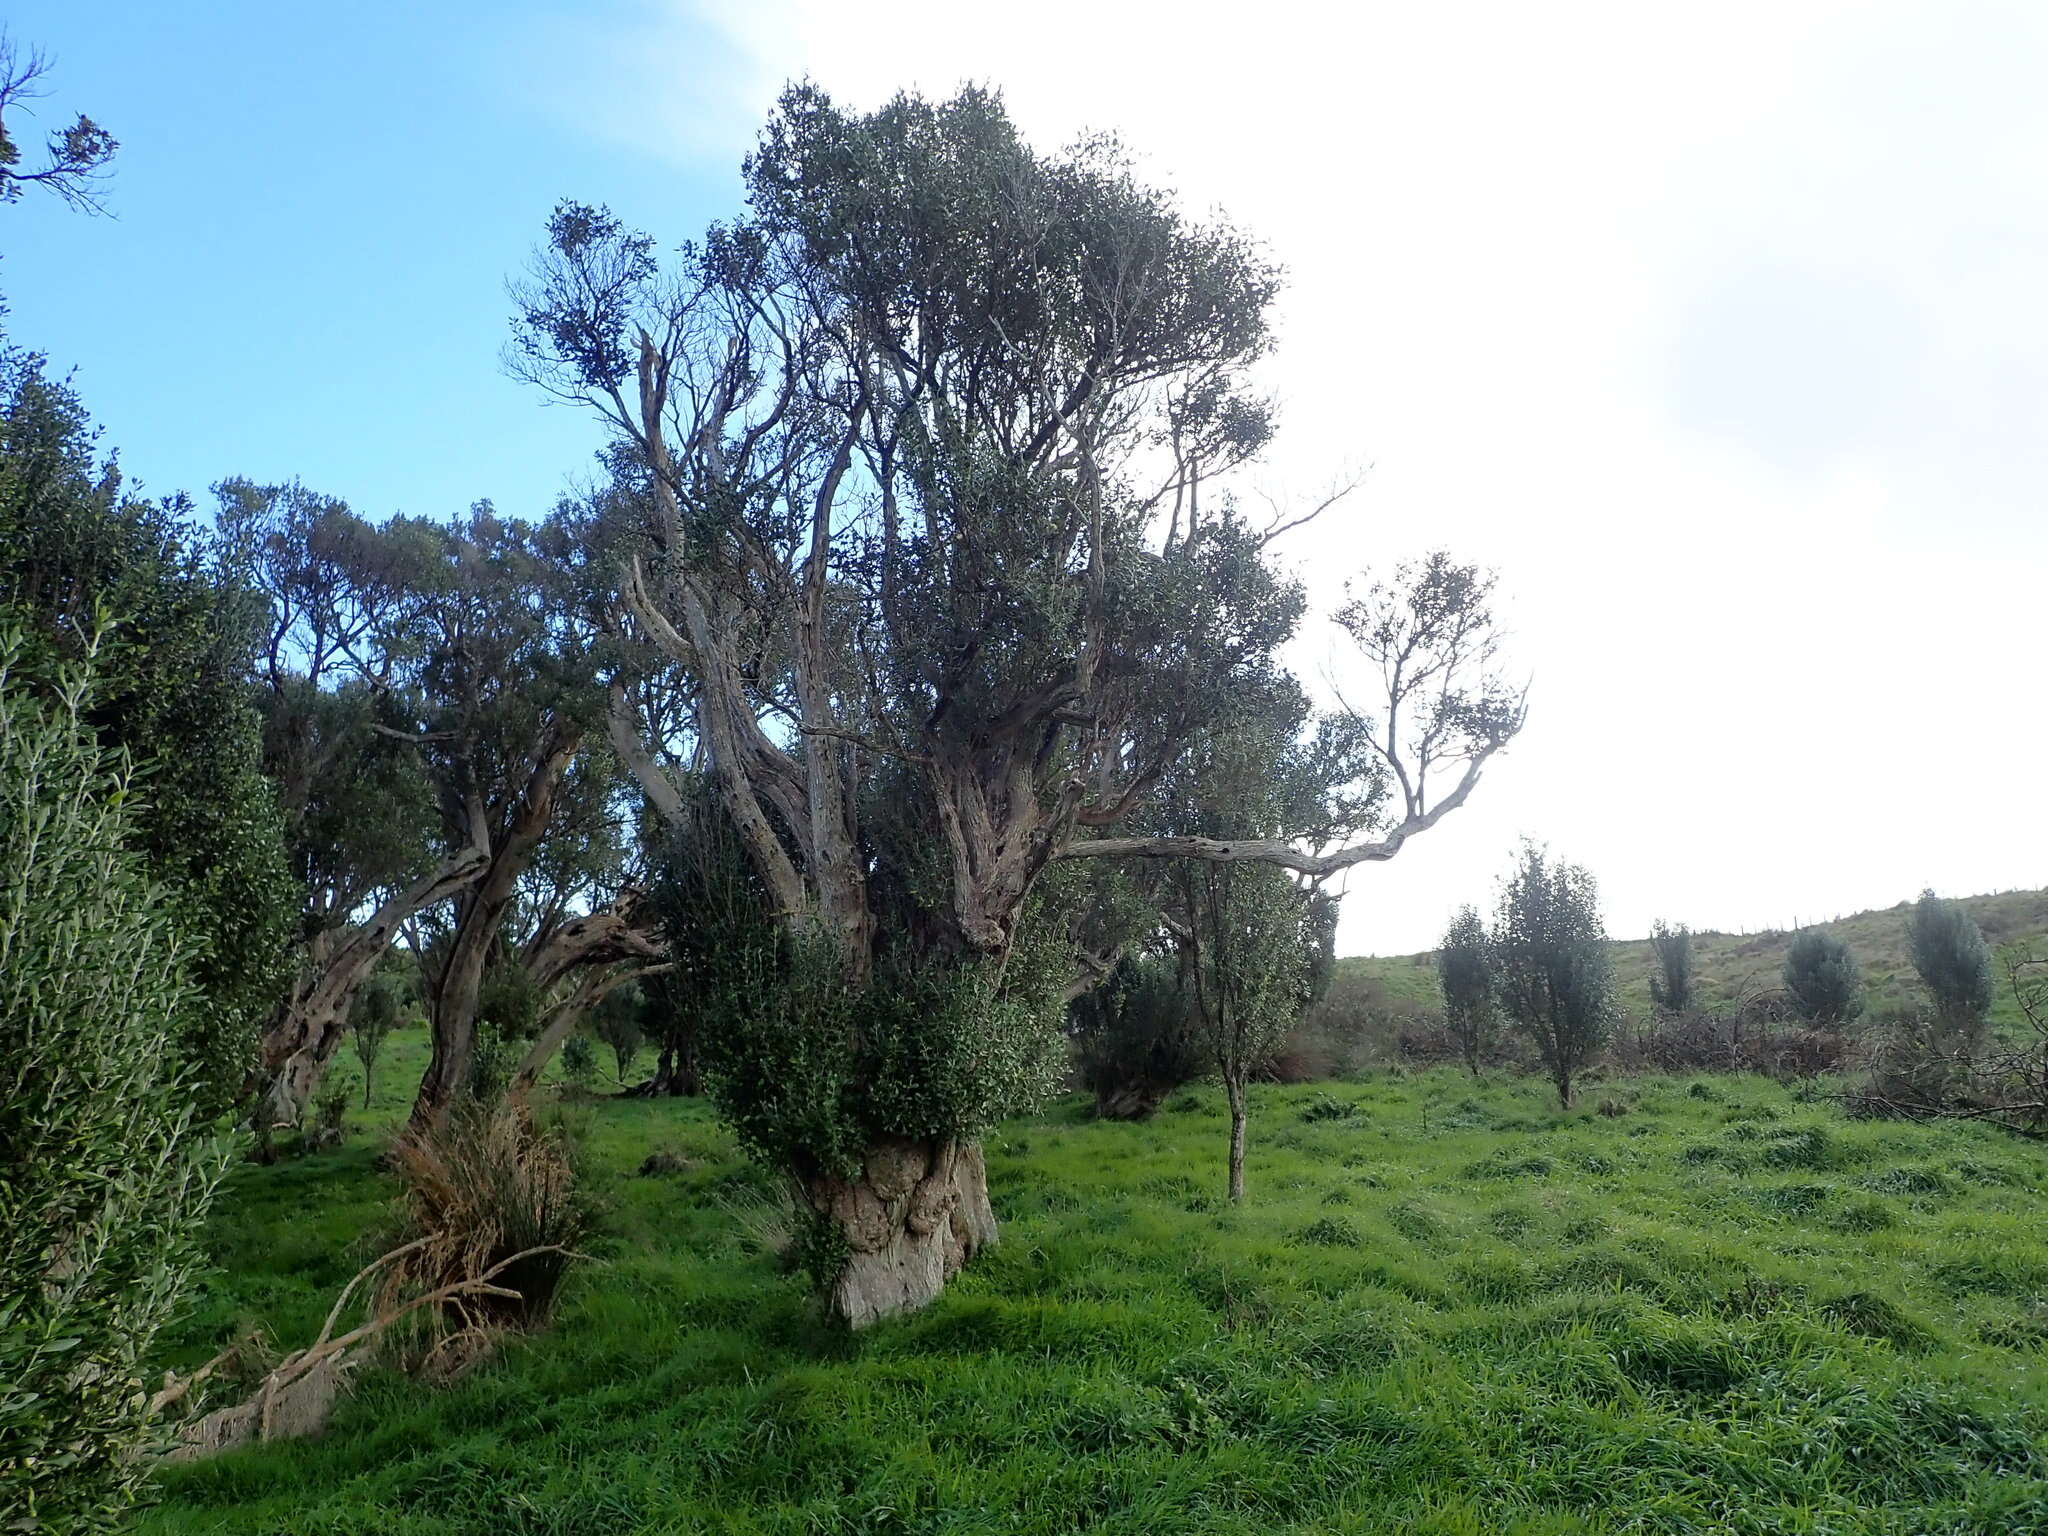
[541,0,2048,953]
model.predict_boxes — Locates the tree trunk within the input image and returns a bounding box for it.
[505,962,664,1104]
[802,1138,997,1328]
[408,727,584,1134]
[1225,1075,1247,1204]
[255,847,487,1127]
[411,899,499,1133]
[640,1034,699,1096]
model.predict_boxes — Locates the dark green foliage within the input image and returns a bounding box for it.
[1493,844,1615,1107]
[0,348,296,1115]
[1649,919,1694,1013]
[0,638,226,1532]
[1908,888,1993,1036]
[650,781,1067,1182]
[560,1034,599,1092]
[1070,955,1203,1119]
[350,977,400,1110]
[1784,929,1864,1024]
[1436,905,1493,1074]
[215,480,443,933]
[591,985,645,1085]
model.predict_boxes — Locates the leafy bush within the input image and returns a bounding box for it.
[651,788,1066,1181]
[561,1033,600,1093]
[0,350,297,1116]
[591,984,645,1084]
[1907,890,1992,1041]
[1649,920,1694,1013]
[1784,930,1864,1024]
[1070,955,1204,1119]
[350,975,400,1109]
[307,1081,349,1150]
[1299,1092,1362,1123]
[0,638,227,1531]
[1493,843,1615,1106]
[1436,905,1494,1074]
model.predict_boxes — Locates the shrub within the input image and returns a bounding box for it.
[0,638,227,1532]
[1299,1092,1362,1123]
[1070,955,1204,1119]
[1437,905,1494,1074]
[1907,890,1993,1043]
[1649,920,1695,1013]
[350,975,400,1110]
[560,1033,600,1093]
[1493,843,1615,1106]
[307,1080,350,1150]
[592,984,646,1084]
[0,354,297,1117]
[1784,930,1863,1024]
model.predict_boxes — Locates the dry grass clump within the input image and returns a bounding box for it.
[378,1102,588,1371]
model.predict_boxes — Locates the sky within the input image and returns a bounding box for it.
[7,1,2046,956]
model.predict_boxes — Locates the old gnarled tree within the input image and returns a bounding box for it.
[513,86,1523,1325]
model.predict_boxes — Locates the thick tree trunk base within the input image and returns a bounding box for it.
[1094,1082,1169,1121]
[255,1047,329,1130]
[805,1138,996,1329]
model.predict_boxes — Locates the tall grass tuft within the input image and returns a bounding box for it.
[378,1103,587,1368]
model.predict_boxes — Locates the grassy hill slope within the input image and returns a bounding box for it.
[1337,887,2048,1032]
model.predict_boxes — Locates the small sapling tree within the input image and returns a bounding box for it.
[1649,920,1694,1014]
[1178,861,1315,1201]
[1494,844,1615,1108]
[350,976,400,1110]
[1907,889,1993,1046]
[1437,905,1494,1075]
[593,985,646,1084]
[1784,930,1863,1025]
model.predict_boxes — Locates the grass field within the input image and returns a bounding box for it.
[1336,887,2048,1036]
[139,1030,2048,1535]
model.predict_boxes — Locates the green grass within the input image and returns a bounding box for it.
[1340,886,2048,1032]
[140,1056,2048,1535]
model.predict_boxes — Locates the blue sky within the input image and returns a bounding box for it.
[10,2,2047,955]
[4,1,741,520]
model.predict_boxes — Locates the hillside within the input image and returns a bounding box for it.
[1336,887,2048,1031]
